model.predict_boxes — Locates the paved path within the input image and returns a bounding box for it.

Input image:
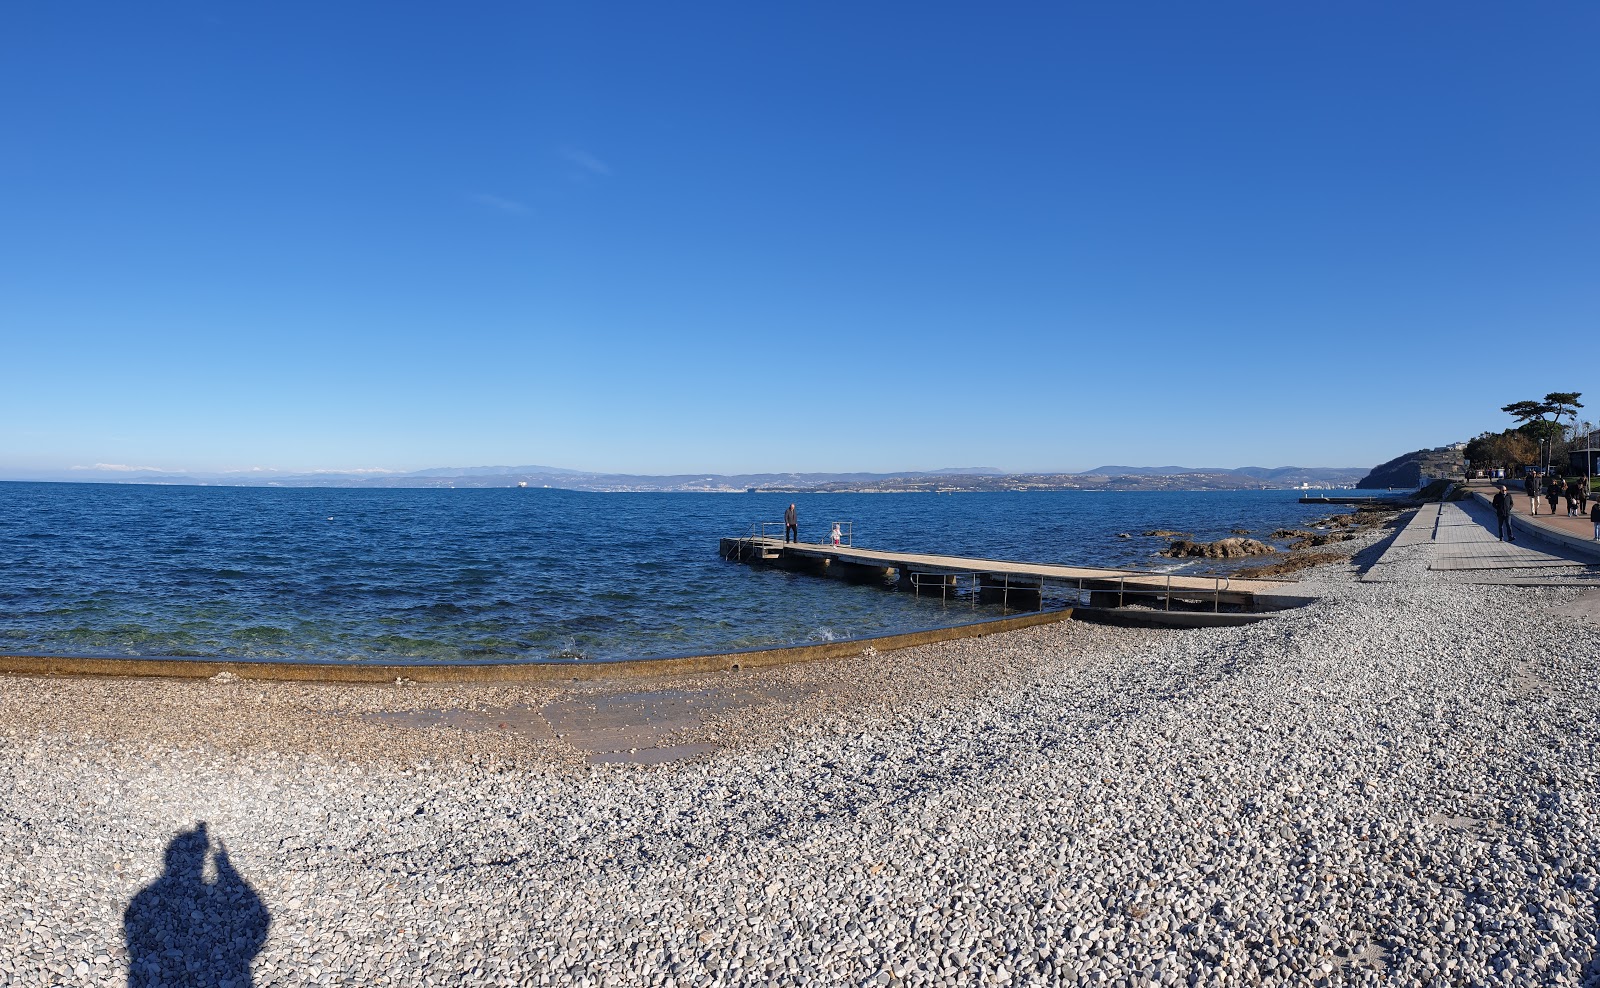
[1366,499,1600,581]
[1463,480,1600,561]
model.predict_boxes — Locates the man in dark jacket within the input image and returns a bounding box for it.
[784,503,798,543]
[1525,472,1541,514]
[1492,485,1517,542]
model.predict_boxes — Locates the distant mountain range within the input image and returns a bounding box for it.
[5,463,1368,491]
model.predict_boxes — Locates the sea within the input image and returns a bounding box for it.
[0,482,1381,664]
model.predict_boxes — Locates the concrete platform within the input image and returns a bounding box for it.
[721,536,1277,607]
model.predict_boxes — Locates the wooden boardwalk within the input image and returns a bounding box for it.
[720,536,1281,608]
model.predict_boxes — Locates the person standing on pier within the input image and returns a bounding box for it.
[1492,486,1517,542]
[784,503,798,543]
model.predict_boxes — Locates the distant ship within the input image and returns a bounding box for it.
[517,481,528,488]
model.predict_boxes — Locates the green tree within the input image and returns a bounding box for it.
[1502,392,1584,471]
[1545,392,1585,425]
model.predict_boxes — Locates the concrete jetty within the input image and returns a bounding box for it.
[720,534,1287,617]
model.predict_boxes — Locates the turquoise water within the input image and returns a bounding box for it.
[0,483,1339,663]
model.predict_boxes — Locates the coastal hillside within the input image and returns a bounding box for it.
[1357,446,1467,489]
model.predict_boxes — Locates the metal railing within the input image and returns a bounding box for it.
[742,519,853,546]
[908,571,965,603]
[907,571,1048,612]
[1096,563,1231,613]
[827,521,853,547]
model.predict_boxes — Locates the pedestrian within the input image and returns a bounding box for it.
[1567,482,1580,517]
[1581,476,1591,516]
[784,503,798,544]
[1525,472,1541,514]
[1492,485,1517,542]
[1547,477,1563,516]
[830,522,842,547]
[1592,499,1600,540]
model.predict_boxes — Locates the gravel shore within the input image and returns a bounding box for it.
[5,520,1600,986]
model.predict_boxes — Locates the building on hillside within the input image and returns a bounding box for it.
[1417,446,1467,487]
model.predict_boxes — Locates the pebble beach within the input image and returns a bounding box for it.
[5,515,1600,986]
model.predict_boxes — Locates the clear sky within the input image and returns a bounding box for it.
[2,2,1596,477]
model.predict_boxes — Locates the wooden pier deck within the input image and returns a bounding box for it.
[720,536,1284,610]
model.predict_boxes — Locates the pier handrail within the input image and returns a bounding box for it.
[745,519,853,546]
[1104,561,1231,613]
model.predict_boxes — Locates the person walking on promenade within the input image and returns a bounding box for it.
[1526,472,1541,514]
[1568,481,1581,517]
[1548,477,1564,516]
[1492,485,1517,542]
[1581,476,1591,516]
[784,503,798,544]
[1591,499,1600,540]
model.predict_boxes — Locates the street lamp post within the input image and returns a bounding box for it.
[1586,421,1595,492]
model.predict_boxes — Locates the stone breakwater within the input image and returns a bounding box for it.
[3,523,1600,986]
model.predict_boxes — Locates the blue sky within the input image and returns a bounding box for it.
[2,2,1596,477]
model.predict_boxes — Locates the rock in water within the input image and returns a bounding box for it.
[1161,537,1277,559]
[1289,533,1359,550]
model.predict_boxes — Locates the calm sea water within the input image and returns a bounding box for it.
[0,482,1354,664]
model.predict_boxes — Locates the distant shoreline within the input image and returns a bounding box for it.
[0,475,1376,494]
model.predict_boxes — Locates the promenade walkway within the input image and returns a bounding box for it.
[1462,479,1600,561]
[1365,497,1600,582]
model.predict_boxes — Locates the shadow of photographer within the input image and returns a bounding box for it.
[124,822,269,987]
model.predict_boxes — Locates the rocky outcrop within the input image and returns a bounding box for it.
[1235,551,1346,579]
[1289,533,1358,550]
[1160,537,1277,559]
[1312,508,1399,530]
[1143,530,1191,538]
